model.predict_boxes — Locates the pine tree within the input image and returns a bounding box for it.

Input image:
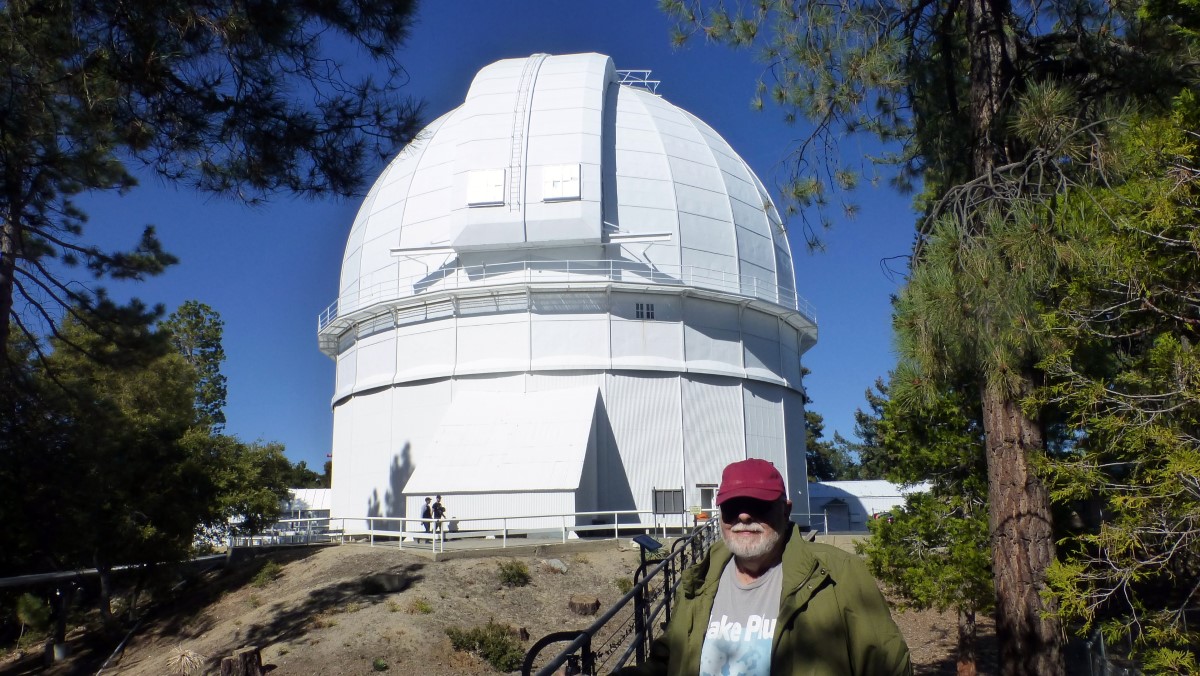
[0,0,423,356]
[1036,111,1200,670]
[664,2,1193,670]
[161,301,228,432]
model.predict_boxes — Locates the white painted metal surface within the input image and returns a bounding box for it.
[320,53,819,529]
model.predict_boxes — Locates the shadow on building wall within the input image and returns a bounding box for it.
[365,443,412,531]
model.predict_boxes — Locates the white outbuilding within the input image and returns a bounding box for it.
[318,53,818,531]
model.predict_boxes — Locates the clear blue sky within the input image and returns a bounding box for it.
[81,1,916,471]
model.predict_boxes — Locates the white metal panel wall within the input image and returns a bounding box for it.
[335,347,357,402]
[405,491,577,530]
[455,314,530,375]
[531,292,610,370]
[782,388,810,524]
[526,371,606,393]
[781,327,802,390]
[605,372,683,520]
[330,398,357,519]
[681,375,745,509]
[393,320,456,383]
[610,293,682,369]
[344,388,396,519]
[452,373,525,393]
[683,297,742,374]
[743,381,786,468]
[352,321,396,391]
[743,309,784,383]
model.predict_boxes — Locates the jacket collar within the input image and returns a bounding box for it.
[683,523,820,599]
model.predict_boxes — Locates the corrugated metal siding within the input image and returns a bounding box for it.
[682,375,745,509]
[605,372,682,522]
[782,389,810,524]
[744,381,786,467]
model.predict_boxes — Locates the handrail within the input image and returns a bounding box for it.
[522,519,719,675]
[317,259,816,332]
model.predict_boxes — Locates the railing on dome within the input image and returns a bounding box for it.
[615,69,661,95]
[317,259,816,333]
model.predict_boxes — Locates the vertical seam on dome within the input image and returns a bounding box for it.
[680,111,742,294]
[629,90,681,267]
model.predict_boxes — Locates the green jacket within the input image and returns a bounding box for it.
[615,525,912,675]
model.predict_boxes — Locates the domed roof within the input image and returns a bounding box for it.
[327,52,806,329]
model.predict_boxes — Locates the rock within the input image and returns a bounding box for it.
[568,594,600,616]
[543,558,569,574]
[361,573,409,594]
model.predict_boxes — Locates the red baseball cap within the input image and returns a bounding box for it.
[715,458,786,505]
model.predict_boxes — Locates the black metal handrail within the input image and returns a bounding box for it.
[521,519,719,675]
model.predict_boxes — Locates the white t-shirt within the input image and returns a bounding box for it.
[698,559,783,676]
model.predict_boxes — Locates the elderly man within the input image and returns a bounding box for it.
[616,458,911,676]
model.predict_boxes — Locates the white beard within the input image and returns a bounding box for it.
[722,523,782,560]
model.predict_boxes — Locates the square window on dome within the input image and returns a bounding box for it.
[542,164,580,202]
[467,169,505,206]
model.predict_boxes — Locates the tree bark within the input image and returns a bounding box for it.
[957,609,977,676]
[0,215,17,353]
[981,385,1063,675]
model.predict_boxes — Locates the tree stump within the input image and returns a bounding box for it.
[219,646,262,676]
[568,594,600,616]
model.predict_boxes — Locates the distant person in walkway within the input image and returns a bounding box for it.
[420,497,433,532]
[614,458,911,676]
[432,495,446,532]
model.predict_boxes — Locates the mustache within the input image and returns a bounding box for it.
[730,524,765,533]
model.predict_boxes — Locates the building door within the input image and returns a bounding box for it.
[823,500,850,532]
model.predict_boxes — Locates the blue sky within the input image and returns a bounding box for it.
[81,1,916,471]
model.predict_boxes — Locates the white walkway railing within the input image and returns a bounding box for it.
[318,259,816,332]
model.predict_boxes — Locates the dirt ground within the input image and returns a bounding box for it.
[0,540,995,675]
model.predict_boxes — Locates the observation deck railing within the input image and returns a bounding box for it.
[318,259,816,333]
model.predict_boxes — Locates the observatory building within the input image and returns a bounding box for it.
[318,53,818,529]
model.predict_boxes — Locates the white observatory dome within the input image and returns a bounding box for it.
[319,53,817,533]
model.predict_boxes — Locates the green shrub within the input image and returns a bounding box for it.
[372,657,389,671]
[445,621,525,672]
[614,577,634,595]
[496,559,531,587]
[407,597,433,614]
[16,593,50,637]
[252,560,283,588]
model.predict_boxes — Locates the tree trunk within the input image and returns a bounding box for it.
[95,555,116,629]
[981,384,1063,675]
[0,216,17,352]
[957,609,977,676]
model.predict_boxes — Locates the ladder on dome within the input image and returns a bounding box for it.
[509,54,547,212]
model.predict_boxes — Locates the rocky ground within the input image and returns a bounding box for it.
[0,540,995,675]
